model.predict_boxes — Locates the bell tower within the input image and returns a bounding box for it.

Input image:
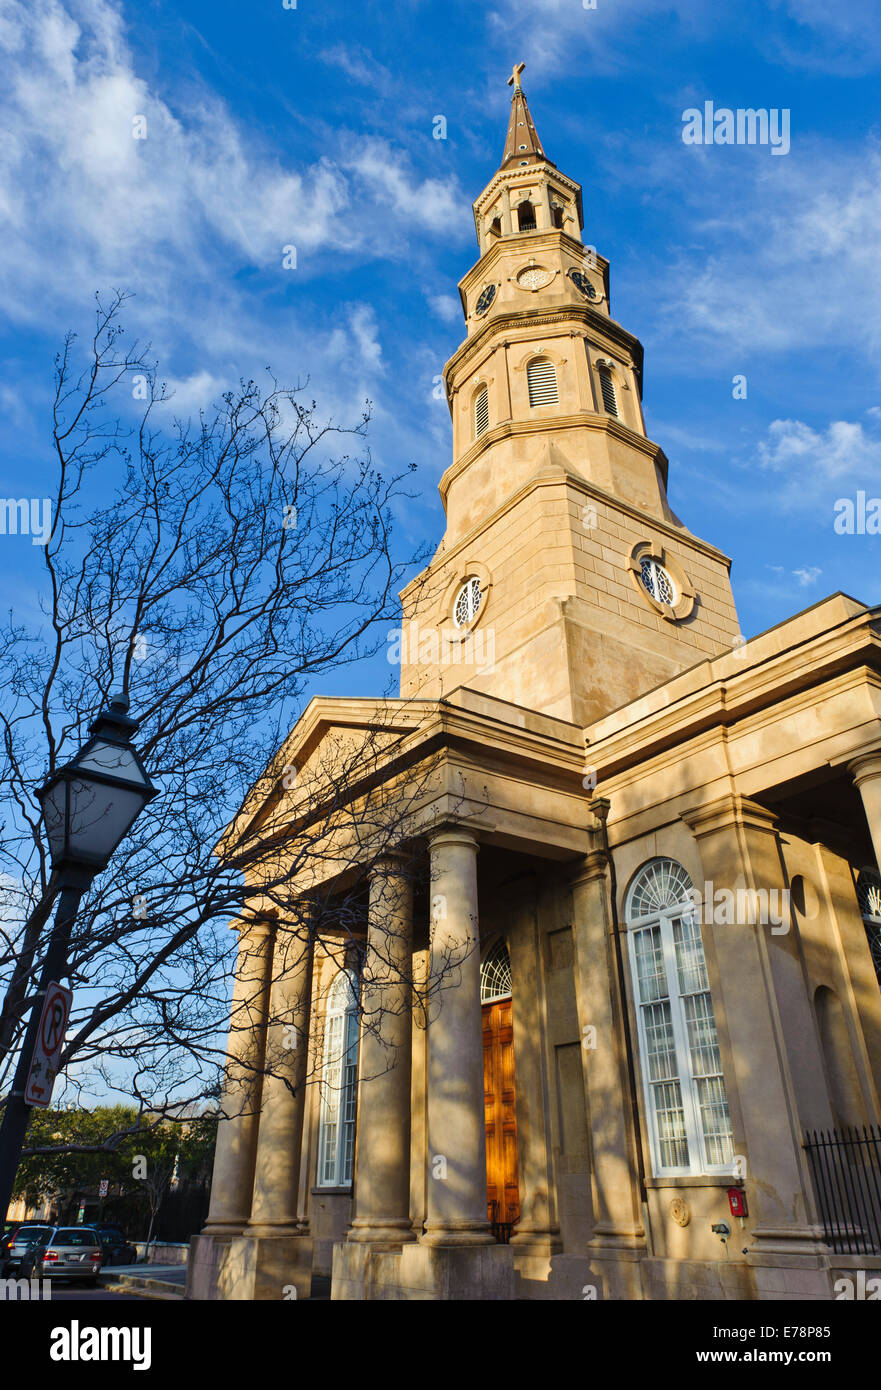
[398,65,742,725]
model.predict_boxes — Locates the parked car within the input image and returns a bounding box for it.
[2,1223,54,1274]
[94,1224,138,1265]
[19,1226,103,1284]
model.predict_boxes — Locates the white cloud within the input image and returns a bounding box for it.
[428,294,461,324]
[757,418,881,483]
[792,565,822,586]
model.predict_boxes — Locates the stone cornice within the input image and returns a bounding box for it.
[586,607,881,784]
[438,412,668,507]
[443,304,644,401]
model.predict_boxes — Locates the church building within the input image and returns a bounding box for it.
[188,67,881,1302]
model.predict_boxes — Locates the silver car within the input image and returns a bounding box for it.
[20,1225,104,1284]
[2,1223,54,1274]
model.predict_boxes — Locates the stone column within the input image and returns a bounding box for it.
[203,918,275,1233]
[423,827,494,1246]
[247,915,314,1235]
[849,749,881,871]
[347,854,416,1245]
[570,853,645,1255]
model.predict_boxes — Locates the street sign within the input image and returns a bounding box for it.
[23,981,72,1108]
[98,1179,109,1198]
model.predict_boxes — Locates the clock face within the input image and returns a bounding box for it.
[568,268,598,301]
[475,284,496,316]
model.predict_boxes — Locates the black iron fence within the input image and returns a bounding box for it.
[804,1125,881,1255]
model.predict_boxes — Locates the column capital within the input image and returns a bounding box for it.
[847,744,881,786]
[569,849,609,890]
[682,793,778,840]
[427,823,480,853]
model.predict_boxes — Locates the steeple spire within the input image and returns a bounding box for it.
[501,62,555,170]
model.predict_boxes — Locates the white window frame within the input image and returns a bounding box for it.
[316,969,360,1188]
[626,860,734,1178]
[453,576,482,629]
[639,556,676,607]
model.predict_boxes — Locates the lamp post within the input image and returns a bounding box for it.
[0,694,157,1222]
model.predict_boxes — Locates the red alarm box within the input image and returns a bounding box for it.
[727,1187,748,1218]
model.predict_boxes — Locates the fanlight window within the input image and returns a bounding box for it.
[857,868,881,986]
[474,384,489,439]
[526,357,559,407]
[481,940,512,1003]
[317,969,359,1188]
[639,557,675,607]
[454,576,482,628]
[627,858,734,1176]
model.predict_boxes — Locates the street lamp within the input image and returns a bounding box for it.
[0,693,157,1220]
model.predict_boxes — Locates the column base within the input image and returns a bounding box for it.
[332,1237,513,1300]
[346,1217,417,1246]
[186,1232,235,1300]
[215,1232,314,1301]
[420,1219,496,1247]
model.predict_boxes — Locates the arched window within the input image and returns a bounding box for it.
[480,939,512,1002]
[597,364,619,417]
[856,868,881,986]
[516,199,536,232]
[317,969,359,1187]
[626,858,734,1176]
[526,357,559,407]
[474,384,489,439]
[551,202,565,229]
[489,216,502,238]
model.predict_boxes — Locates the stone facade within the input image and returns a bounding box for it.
[188,71,881,1302]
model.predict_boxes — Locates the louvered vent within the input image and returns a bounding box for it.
[598,366,619,417]
[527,358,559,407]
[474,385,489,438]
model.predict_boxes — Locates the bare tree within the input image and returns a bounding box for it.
[0,290,466,1140]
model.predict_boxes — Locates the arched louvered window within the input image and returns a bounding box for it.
[857,868,881,987]
[474,384,489,439]
[598,364,619,417]
[526,357,559,407]
[317,969,359,1187]
[480,939,512,1003]
[516,200,536,232]
[626,858,734,1177]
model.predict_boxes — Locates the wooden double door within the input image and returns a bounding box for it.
[483,997,520,1233]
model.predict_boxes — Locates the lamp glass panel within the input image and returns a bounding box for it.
[40,779,69,860]
[75,740,149,788]
[66,779,147,861]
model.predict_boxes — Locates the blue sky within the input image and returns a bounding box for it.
[1,0,880,704]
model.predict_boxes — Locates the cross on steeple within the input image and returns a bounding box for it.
[507,62,526,91]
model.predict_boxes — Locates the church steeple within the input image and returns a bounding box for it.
[396,67,742,726]
[500,62,556,170]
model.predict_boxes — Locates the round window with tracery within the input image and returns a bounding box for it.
[640,557,675,606]
[454,576,482,628]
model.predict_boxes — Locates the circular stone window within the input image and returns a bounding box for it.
[627,542,696,622]
[639,556,676,606]
[516,264,553,291]
[453,576,482,628]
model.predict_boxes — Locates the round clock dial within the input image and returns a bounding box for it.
[475,284,496,316]
[568,268,598,301]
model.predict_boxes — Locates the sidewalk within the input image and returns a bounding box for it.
[100,1262,187,1300]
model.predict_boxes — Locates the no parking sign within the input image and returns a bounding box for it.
[24,981,72,1107]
